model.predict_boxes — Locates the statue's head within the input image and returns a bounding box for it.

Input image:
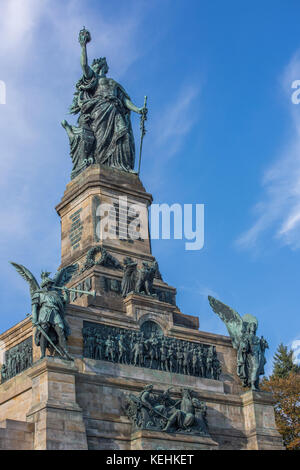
[92,57,108,75]
[248,322,257,335]
[123,256,133,266]
[40,271,55,289]
[182,388,192,398]
[242,314,258,336]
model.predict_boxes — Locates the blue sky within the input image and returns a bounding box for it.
[1,0,300,374]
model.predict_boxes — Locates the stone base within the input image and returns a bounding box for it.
[26,357,88,450]
[242,390,285,450]
[0,317,285,450]
[131,429,219,450]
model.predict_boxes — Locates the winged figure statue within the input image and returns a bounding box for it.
[208,296,268,391]
[11,262,78,360]
[121,258,159,297]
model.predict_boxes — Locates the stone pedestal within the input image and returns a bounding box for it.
[0,163,285,451]
[26,357,88,450]
[242,390,285,450]
[55,164,153,268]
[131,429,219,450]
[55,164,178,312]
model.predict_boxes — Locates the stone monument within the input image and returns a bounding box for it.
[0,29,284,450]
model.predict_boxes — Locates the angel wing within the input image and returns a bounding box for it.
[52,263,78,288]
[10,262,40,298]
[208,296,243,349]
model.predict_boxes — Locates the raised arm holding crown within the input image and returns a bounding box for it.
[79,28,93,79]
[62,28,147,175]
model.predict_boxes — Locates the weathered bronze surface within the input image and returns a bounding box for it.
[63,28,147,178]
[10,262,78,360]
[1,337,33,383]
[80,246,123,274]
[124,385,209,436]
[208,296,268,391]
[121,258,159,297]
[82,320,222,380]
[61,115,95,180]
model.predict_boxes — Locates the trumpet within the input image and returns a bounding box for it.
[55,286,97,297]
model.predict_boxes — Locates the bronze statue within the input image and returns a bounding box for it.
[96,247,122,269]
[121,257,137,297]
[1,338,33,383]
[10,262,78,360]
[82,320,222,380]
[208,296,269,390]
[124,386,210,436]
[163,388,198,432]
[61,114,95,179]
[117,333,126,364]
[135,261,158,296]
[66,28,147,175]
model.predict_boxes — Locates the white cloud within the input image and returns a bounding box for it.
[178,283,227,335]
[0,0,176,336]
[179,283,219,299]
[143,83,201,191]
[291,338,300,364]
[0,0,46,52]
[236,51,300,251]
[154,84,200,158]
[0,0,149,176]
[0,0,150,176]
[197,286,220,299]
[0,1,151,329]
[45,1,146,78]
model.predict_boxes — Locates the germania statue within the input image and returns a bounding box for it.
[208,296,269,391]
[62,27,147,177]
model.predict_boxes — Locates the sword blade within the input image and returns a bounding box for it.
[35,324,72,360]
[35,324,63,357]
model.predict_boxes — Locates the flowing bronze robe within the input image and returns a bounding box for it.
[71,72,135,171]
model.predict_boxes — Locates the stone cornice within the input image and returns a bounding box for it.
[26,356,78,380]
[241,389,276,407]
[26,400,83,418]
[123,292,177,312]
[55,165,153,216]
[65,302,232,348]
[74,365,243,407]
[0,317,32,343]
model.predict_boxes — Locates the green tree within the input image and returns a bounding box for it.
[261,343,300,450]
[272,343,300,378]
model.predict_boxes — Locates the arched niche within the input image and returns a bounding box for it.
[140,320,164,339]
